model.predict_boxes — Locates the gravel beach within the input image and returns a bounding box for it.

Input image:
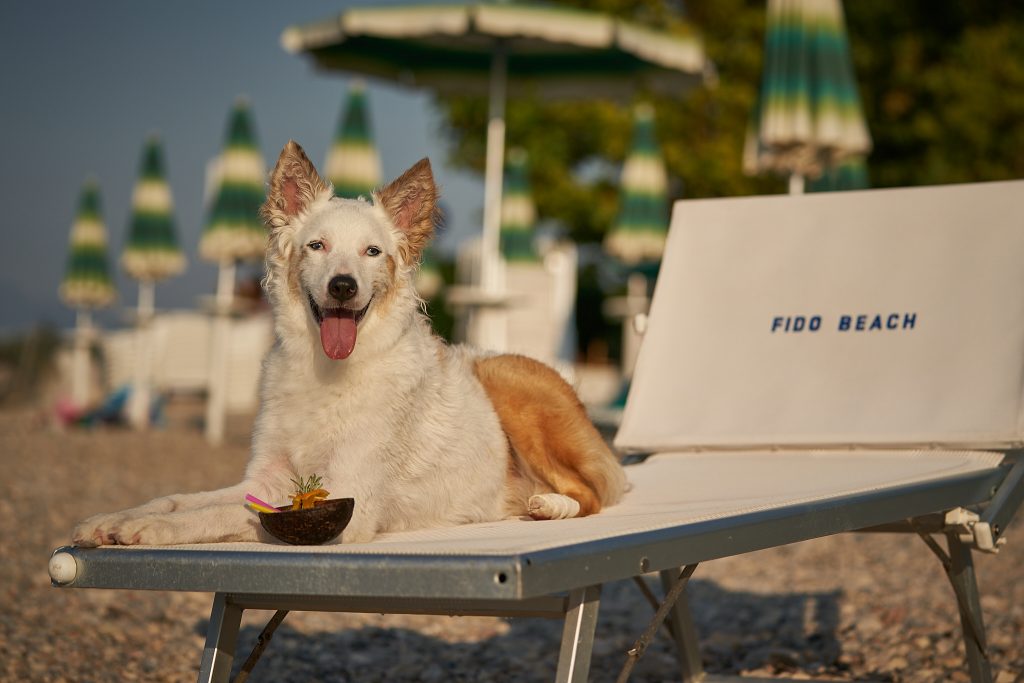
[2,406,1021,682]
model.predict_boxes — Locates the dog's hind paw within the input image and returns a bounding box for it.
[527,494,581,520]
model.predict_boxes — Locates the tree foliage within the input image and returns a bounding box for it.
[435,1,1024,245]
[433,1,1024,359]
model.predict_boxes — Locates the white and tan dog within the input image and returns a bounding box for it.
[72,141,625,546]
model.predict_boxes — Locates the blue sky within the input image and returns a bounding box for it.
[0,1,483,334]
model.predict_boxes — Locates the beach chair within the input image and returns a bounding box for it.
[49,180,1024,683]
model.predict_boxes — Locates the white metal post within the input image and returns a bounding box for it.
[70,309,92,408]
[128,280,155,428]
[205,260,235,445]
[470,41,509,351]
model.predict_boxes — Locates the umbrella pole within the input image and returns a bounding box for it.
[206,260,235,445]
[472,41,509,351]
[129,280,155,429]
[71,309,92,409]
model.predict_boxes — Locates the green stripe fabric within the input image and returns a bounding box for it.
[201,99,267,263]
[605,104,669,266]
[60,180,116,309]
[744,0,871,180]
[283,3,708,99]
[122,136,186,282]
[325,82,382,199]
[499,148,539,263]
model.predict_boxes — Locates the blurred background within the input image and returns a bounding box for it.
[2,0,1023,433]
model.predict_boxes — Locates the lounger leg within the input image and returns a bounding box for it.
[659,569,703,683]
[197,593,243,683]
[946,533,993,683]
[555,585,602,683]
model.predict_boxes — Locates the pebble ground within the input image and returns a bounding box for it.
[2,407,1021,682]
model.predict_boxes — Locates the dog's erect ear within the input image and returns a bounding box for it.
[376,158,437,264]
[261,141,329,228]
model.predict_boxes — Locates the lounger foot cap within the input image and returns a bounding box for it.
[48,551,77,585]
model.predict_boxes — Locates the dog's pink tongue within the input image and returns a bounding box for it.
[320,315,357,360]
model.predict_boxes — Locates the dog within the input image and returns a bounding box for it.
[72,141,626,546]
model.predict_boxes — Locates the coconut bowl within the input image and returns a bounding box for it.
[258,498,355,545]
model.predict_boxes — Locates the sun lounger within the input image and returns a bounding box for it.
[50,180,1024,683]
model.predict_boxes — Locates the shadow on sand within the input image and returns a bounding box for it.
[192,578,871,682]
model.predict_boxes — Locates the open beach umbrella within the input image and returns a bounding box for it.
[122,136,185,427]
[604,103,669,267]
[60,179,116,408]
[743,0,871,194]
[499,148,538,263]
[200,99,267,445]
[325,81,382,199]
[282,2,709,348]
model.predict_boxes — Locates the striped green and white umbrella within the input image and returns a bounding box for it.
[200,99,266,264]
[283,2,709,311]
[325,81,382,199]
[808,153,869,192]
[499,148,539,263]
[60,179,116,309]
[743,0,871,193]
[122,136,185,282]
[605,103,669,266]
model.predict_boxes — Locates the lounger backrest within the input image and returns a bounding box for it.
[615,180,1024,453]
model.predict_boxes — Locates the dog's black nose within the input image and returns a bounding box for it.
[328,275,358,303]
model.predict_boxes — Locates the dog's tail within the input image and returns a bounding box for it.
[474,354,627,516]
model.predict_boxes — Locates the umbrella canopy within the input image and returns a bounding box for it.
[200,99,267,264]
[282,3,708,100]
[743,0,871,185]
[283,2,709,297]
[605,103,669,266]
[122,136,186,282]
[325,81,383,198]
[499,148,539,263]
[60,179,116,309]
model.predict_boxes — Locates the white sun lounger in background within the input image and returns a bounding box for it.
[49,180,1024,683]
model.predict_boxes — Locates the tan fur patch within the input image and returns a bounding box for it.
[474,355,626,517]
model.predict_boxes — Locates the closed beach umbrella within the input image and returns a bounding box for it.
[499,148,538,263]
[808,153,869,192]
[200,99,266,264]
[325,81,382,199]
[122,136,185,428]
[604,103,669,266]
[283,3,709,348]
[61,180,116,311]
[201,99,266,445]
[122,136,186,282]
[743,0,871,193]
[60,179,116,408]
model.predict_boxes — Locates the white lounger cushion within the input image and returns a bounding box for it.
[108,449,1001,557]
[617,181,1024,452]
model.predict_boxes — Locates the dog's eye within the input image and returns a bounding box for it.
[308,241,324,251]
[366,246,382,257]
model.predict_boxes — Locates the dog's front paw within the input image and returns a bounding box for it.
[72,512,130,547]
[109,515,182,546]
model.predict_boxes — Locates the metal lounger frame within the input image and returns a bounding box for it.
[52,454,1022,683]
